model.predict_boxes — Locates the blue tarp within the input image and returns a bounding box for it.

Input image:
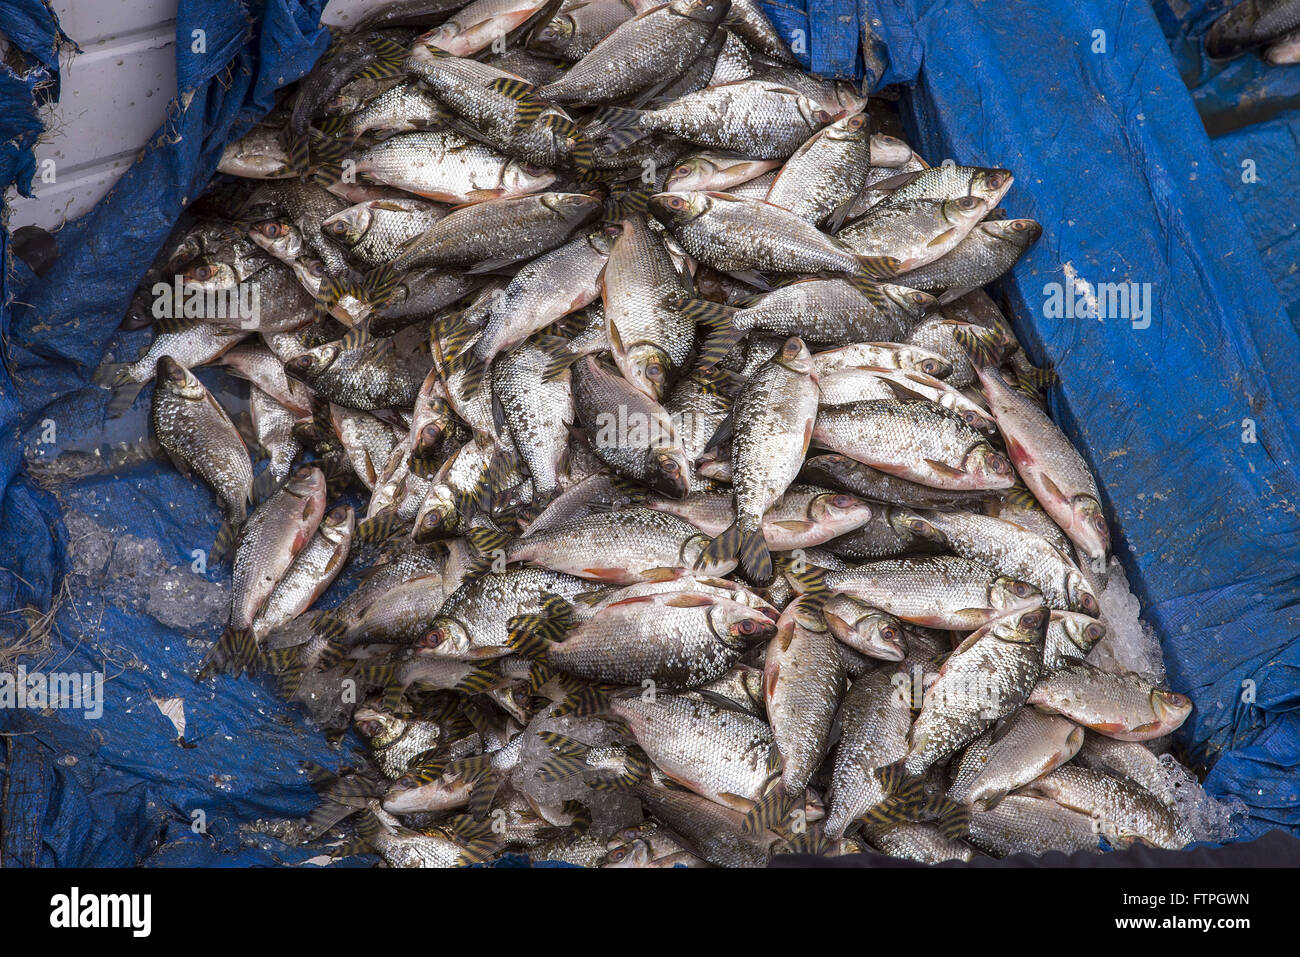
[0,0,1297,866]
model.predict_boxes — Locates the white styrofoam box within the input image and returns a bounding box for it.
[7,0,180,231]
[4,0,391,231]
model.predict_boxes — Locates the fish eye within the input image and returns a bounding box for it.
[848,115,865,129]
[607,847,628,862]
[736,619,758,635]
[920,359,940,374]
[674,164,692,177]
[324,221,347,236]
[1012,220,1029,231]
[1021,610,1045,631]
[1012,582,1033,598]
[668,196,687,210]
[881,625,900,642]
[1084,623,1106,641]
[660,458,679,474]
[309,262,326,277]
[957,197,980,210]
[831,494,854,507]
[1093,515,1107,532]
[193,265,215,280]
[422,424,441,442]
[646,362,664,381]
[1080,593,1099,615]
[423,511,443,529]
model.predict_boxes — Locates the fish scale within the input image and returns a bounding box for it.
[492,342,575,501]
[602,216,696,401]
[613,693,775,809]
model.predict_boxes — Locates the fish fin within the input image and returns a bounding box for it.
[782,561,828,596]
[928,795,972,841]
[535,334,582,381]
[855,255,903,281]
[847,274,890,308]
[504,613,558,658]
[870,170,923,192]
[358,264,402,309]
[104,379,148,419]
[741,785,793,837]
[465,526,511,558]
[454,662,506,695]
[466,774,502,820]
[1003,479,1038,509]
[251,466,281,504]
[923,458,967,479]
[676,297,744,370]
[198,627,256,679]
[151,313,204,335]
[355,509,403,543]
[952,324,1011,370]
[211,520,238,565]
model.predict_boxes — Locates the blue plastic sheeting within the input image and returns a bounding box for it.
[0,0,345,867]
[1,0,1297,869]
[1152,1,1300,325]
[851,0,1300,838]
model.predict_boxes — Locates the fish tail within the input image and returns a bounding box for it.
[286,132,314,179]
[592,106,648,153]
[312,610,348,644]
[92,361,131,389]
[735,518,772,583]
[314,113,351,138]
[591,745,651,792]
[952,324,1012,370]
[854,254,903,281]
[549,678,611,717]
[782,561,828,596]
[847,273,890,309]
[504,613,558,658]
[536,731,591,781]
[453,662,504,695]
[456,354,489,396]
[465,525,511,559]
[926,795,972,841]
[355,508,402,543]
[357,36,408,79]
[358,263,402,310]
[535,334,582,381]
[433,312,478,364]
[198,627,252,679]
[678,297,744,370]
[316,638,347,671]
[211,519,239,565]
[484,76,546,135]
[698,519,742,570]
[103,379,147,418]
[251,465,281,504]
[741,783,794,837]
[601,185,653,220]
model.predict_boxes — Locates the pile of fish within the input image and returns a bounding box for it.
[1207,0,1300,63]
[94,0,1204,866]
